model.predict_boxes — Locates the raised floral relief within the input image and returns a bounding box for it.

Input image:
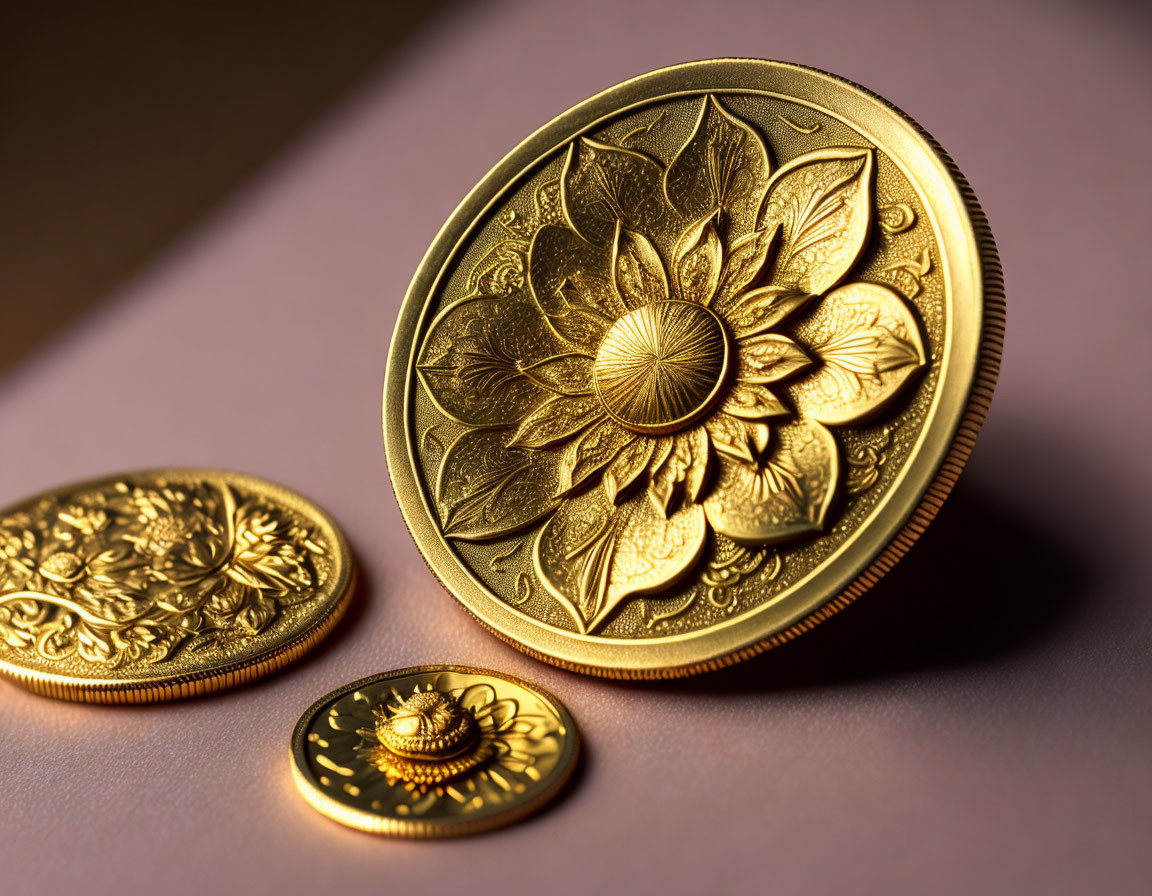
[418,96,926,634]
[0,479,327,667]
[305,674,563,819]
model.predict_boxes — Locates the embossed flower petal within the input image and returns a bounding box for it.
[529,224,625,346]
[665,95,770,239]
[648,426,711,515]
[789,281,926,425]
[737,333,813,384]
[534,490,707,634]
[418,293,576,427]
[704,419,839,546]
[561,138,668,245]
[712,225,778,309]
[516,352,595,395]
[719,285,812,339]
[436,428,560,541]
[672,213,722,304]
[602,437,654,505]
[706,412,770,463]
[758,147,874,295]
[721,383,791,421]
[612,222,669,309]
[458,682,498,712]
[509,395,603,450]
[557,418,632,497]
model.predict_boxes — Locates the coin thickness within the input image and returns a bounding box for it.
[383,59,1004,677]
[290,665,579,837]
[0,469,353,702]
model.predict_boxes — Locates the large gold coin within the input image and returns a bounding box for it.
[383,59,1003,678]
[0,469,353,702]
[290,665,579,837]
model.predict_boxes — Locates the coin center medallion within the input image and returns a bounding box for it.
[376,690,477,759]
[593,300,729,435]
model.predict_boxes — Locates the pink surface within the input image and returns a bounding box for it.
[3,1,1151,893]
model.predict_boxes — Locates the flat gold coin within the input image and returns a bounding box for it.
[290,665,579,837]
[383,59,1003,678]
[0,469,353,702]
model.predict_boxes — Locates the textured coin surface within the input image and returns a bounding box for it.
[0,469,353,702]
[383,59,1004,677]
[290,665,579,837]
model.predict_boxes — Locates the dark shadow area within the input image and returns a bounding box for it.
[0,1,448,376]
[644,477,1096,695]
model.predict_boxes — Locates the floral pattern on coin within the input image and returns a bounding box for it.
[419,96,926,634]
[301,671,567,825]
[0,478,328,668]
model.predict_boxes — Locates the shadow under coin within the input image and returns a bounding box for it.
[648,479,1094,695]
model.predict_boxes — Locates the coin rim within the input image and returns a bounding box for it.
[289,664,581,838]
[383,58,1004,678]
[0,468,355,703]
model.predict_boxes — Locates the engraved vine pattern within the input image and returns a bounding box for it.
[0,478,327,668]
[418,95,927,635]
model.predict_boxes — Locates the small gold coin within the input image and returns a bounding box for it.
[384,59,1004,677]
[290,665,579,837]
[0,469,353,702]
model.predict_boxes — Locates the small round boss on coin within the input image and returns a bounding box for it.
[593,300,731,435]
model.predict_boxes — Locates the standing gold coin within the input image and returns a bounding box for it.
[290,665,579,837]
[383,59,1004,678]
[0,469,353,702]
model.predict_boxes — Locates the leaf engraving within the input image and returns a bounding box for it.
[562,138,667,245]
[529,224,625,346]
[612,222,668,308]
[665,95,771,239]
[718,285,812,339]
[534,491,707,633]
[648,427,712,515]
[509,395,602,449]
[704,419,839,545]
[419,293,590,427]
[721,383,791,421]
[672,213,723,304]
[737,333,813,384]
[789,282,926,425]
[758,148,874,294]
[712,225,778,309]
[437,429,560,540]
[557,419,632,497]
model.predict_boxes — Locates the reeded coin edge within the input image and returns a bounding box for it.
[289,665,581,838]
[0,468,356,703]
[383,59,1004,679]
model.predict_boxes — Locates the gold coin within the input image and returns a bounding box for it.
[0,469,353,702]
[290,665,579,837]
[383,59,1003,677]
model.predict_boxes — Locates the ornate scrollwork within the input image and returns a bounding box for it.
[0,478,327,668]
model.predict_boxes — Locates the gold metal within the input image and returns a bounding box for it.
[290,665,579,837]
[0,469,353,702]
[383,59,1004,678]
